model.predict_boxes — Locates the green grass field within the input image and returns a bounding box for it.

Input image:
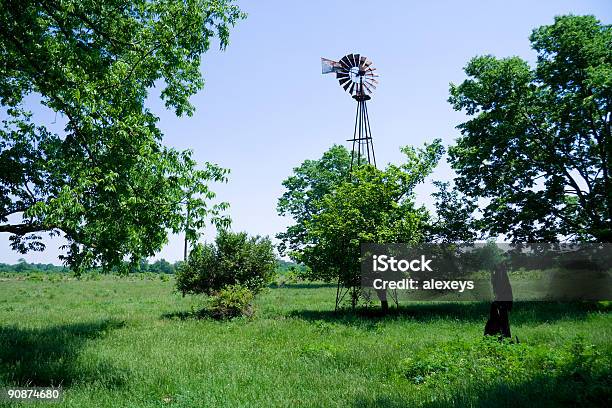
[1,275,610,407]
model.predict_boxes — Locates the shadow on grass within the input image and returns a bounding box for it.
[352,372,611,407]
[287,301,607,326]
[161,309,211,321]
[0,319,128,388]
[270,282,336,289]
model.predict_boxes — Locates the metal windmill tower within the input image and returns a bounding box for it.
[322,54,382,311]
[322,53,379,171]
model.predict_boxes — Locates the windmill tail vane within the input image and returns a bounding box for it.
[321,53,378,171]
[321,58,342,74]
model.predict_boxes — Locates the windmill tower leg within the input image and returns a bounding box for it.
[347,94,388,314]
[348,96,376,171]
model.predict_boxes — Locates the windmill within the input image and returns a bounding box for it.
[322,53,379,171]
[322,54,386,311]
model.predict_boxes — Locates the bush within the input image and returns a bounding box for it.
[176,230,276,296]
[208,284,254,319]
[397,336,611,400]
[272,267,305,287]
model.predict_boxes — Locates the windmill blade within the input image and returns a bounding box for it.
[348,82,356,94]
[336,71,349,79]
[362,82,374,94]
[347,53,356,67]
[339,55,352,69]
[364,78,378,87]
[353,53,361,68]
[338,77,351,87]
[359,55,367,68]
[342,79,352,91]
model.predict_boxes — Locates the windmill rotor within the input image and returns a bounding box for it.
[321,53,378,100]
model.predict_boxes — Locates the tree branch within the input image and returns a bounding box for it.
[0,223,47,235]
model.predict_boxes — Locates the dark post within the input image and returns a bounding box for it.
[484,262,514,338]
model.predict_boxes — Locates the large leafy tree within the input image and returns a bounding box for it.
[448,15,611,242]
[0,0,243,271]
[278,141,443,309]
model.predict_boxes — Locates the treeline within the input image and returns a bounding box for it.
[0,259,178,274]
[0,260,67,273]
[1,258,304,275]
[276,259,307,275]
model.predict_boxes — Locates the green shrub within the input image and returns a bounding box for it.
[84,271,102,281]
[273,270,302,287]
[25,272,45,282]
[208,284,254,319]
[397,336,611,401]
[176,230,276,296]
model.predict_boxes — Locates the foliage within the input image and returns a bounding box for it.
[0,257,180,274]
[138,259,177,274]
[448,15,612,242]
[278,141,444,304]
[274,259,308,285]
[175,230,276,296]
[398,336,610,405]
[0,0,244,272]
[208,283,254,319]
[271,268,305,287]
[0,258,67,273]
[276,259,307,274]
[277,144,351,256]
[429,181,478,242]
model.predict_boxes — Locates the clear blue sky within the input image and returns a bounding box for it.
[1,0,611,264]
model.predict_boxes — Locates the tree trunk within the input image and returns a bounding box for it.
[376,289,388,315]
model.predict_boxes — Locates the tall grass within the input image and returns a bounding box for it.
[0,276,610,407]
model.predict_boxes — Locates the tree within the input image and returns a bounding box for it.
[278,141,443,310]
[0,0,243,272]
[448,15,611,243]
[149,259,174,274]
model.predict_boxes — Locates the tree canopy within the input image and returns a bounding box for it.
[276,144,351,258]
[448,15,611,242]
[0,0,244,271]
